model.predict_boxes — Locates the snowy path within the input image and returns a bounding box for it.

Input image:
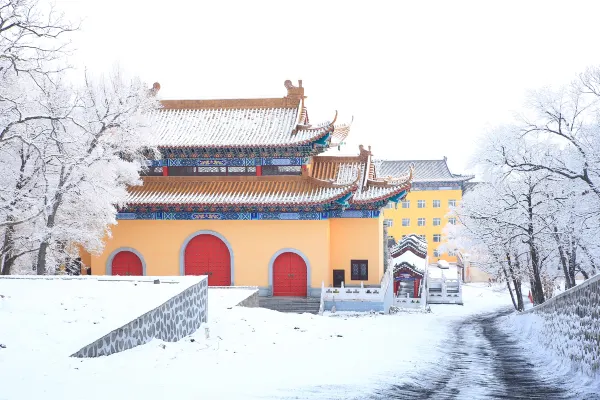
[369,308,599,400]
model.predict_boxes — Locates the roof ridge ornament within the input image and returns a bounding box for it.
[284,79,305,101]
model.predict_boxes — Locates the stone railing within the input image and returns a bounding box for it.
[322,282,382,301]
[71,276,208,358]
[521,273,600,378]
[427,278,463,304]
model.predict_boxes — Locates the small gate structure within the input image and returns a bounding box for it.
[389,234,428,309]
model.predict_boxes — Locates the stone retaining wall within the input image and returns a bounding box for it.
[522,274,600,377]
[71,277,208,358]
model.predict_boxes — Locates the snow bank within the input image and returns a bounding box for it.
[500,274,600,387]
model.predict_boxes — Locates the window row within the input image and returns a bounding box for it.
[142,165,302,177]
[401,217,456,227]
[433,249,457,257]
[400,199,457,209]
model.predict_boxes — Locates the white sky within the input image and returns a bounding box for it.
[56,0,600,175]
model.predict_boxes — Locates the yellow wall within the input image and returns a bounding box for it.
[329,216,383,286]
[466,265,492,283]
[384,189,461,263]
[90,216,385,288]
[91,219,333,288]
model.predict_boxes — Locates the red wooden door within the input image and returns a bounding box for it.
[111,251,143,276]
[273,252,307,297]
[184,234,231,286]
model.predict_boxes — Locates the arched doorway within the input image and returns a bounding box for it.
[184,234,231,286]
[272,252,307,297]
[111,251,143,276]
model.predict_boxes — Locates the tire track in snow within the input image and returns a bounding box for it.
[369,309,596,400]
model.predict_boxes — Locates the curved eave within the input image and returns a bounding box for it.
[350,182,412,205]
[329,116,353,148]
[393,262,425,276]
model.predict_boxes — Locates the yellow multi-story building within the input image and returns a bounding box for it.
[376,158,474,263]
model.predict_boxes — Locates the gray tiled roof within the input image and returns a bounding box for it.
[374,159,474,183]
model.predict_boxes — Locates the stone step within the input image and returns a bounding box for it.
[258,297,321,314]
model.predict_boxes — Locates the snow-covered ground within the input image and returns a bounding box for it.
[0,282,516,400]
[0,277,195,357]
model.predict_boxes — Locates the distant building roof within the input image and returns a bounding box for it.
[374,158,474,183]
[462,181,481,194]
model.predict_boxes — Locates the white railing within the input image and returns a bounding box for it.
[318,281,325,315]
[322,281,384,301]
[382,267,394,312]
[427,277,463,304]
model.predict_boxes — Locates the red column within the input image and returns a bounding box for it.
[413,280,419,298]
[256,166,262,176]
[162,166,169,176]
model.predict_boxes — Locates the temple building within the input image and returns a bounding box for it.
[376,158,474,263]
[82,80,412,297]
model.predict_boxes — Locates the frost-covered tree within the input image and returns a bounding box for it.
[454,66,600,306]
[32,71,159,274]
[0,0,160,275]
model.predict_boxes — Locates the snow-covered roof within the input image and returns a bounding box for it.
[150,80,351,149]
[125,176,356,207]
[311,145,412,205]
[390,234,428,259]
[390,234,428,274]
[374,159,474,183]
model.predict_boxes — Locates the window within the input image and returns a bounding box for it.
[433,249,441,257]
[141,166,163,176]
[262,165,302,175]
[433,218,441,226]
[449,217,457,225]
[433,234,441,243]
[417,218,426,226]
[385,202,395,209]
[402,235,407,239]
[417,200,426,208]
[448,199,456,207]
[169,166,255,176]
[433,200,441,208]
[402,218,410,227]
[384,219,394,228]
[228,166,256,176]
[419,234,426,240]
[448,250,456,256]
[351,260,368,280]
[402,200,410,209]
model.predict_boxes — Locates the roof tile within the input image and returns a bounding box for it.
[126,176,354,207]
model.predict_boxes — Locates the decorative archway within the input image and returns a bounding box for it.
[268,249,311,297]
[106,247,146,276]
[180,230,234,286]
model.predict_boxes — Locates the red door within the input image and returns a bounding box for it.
[184,234,231,286]
[111,251,143,276]
[273,252,307,297]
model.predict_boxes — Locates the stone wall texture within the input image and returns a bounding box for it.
[523,274,600,378]
[71,278,208,358]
